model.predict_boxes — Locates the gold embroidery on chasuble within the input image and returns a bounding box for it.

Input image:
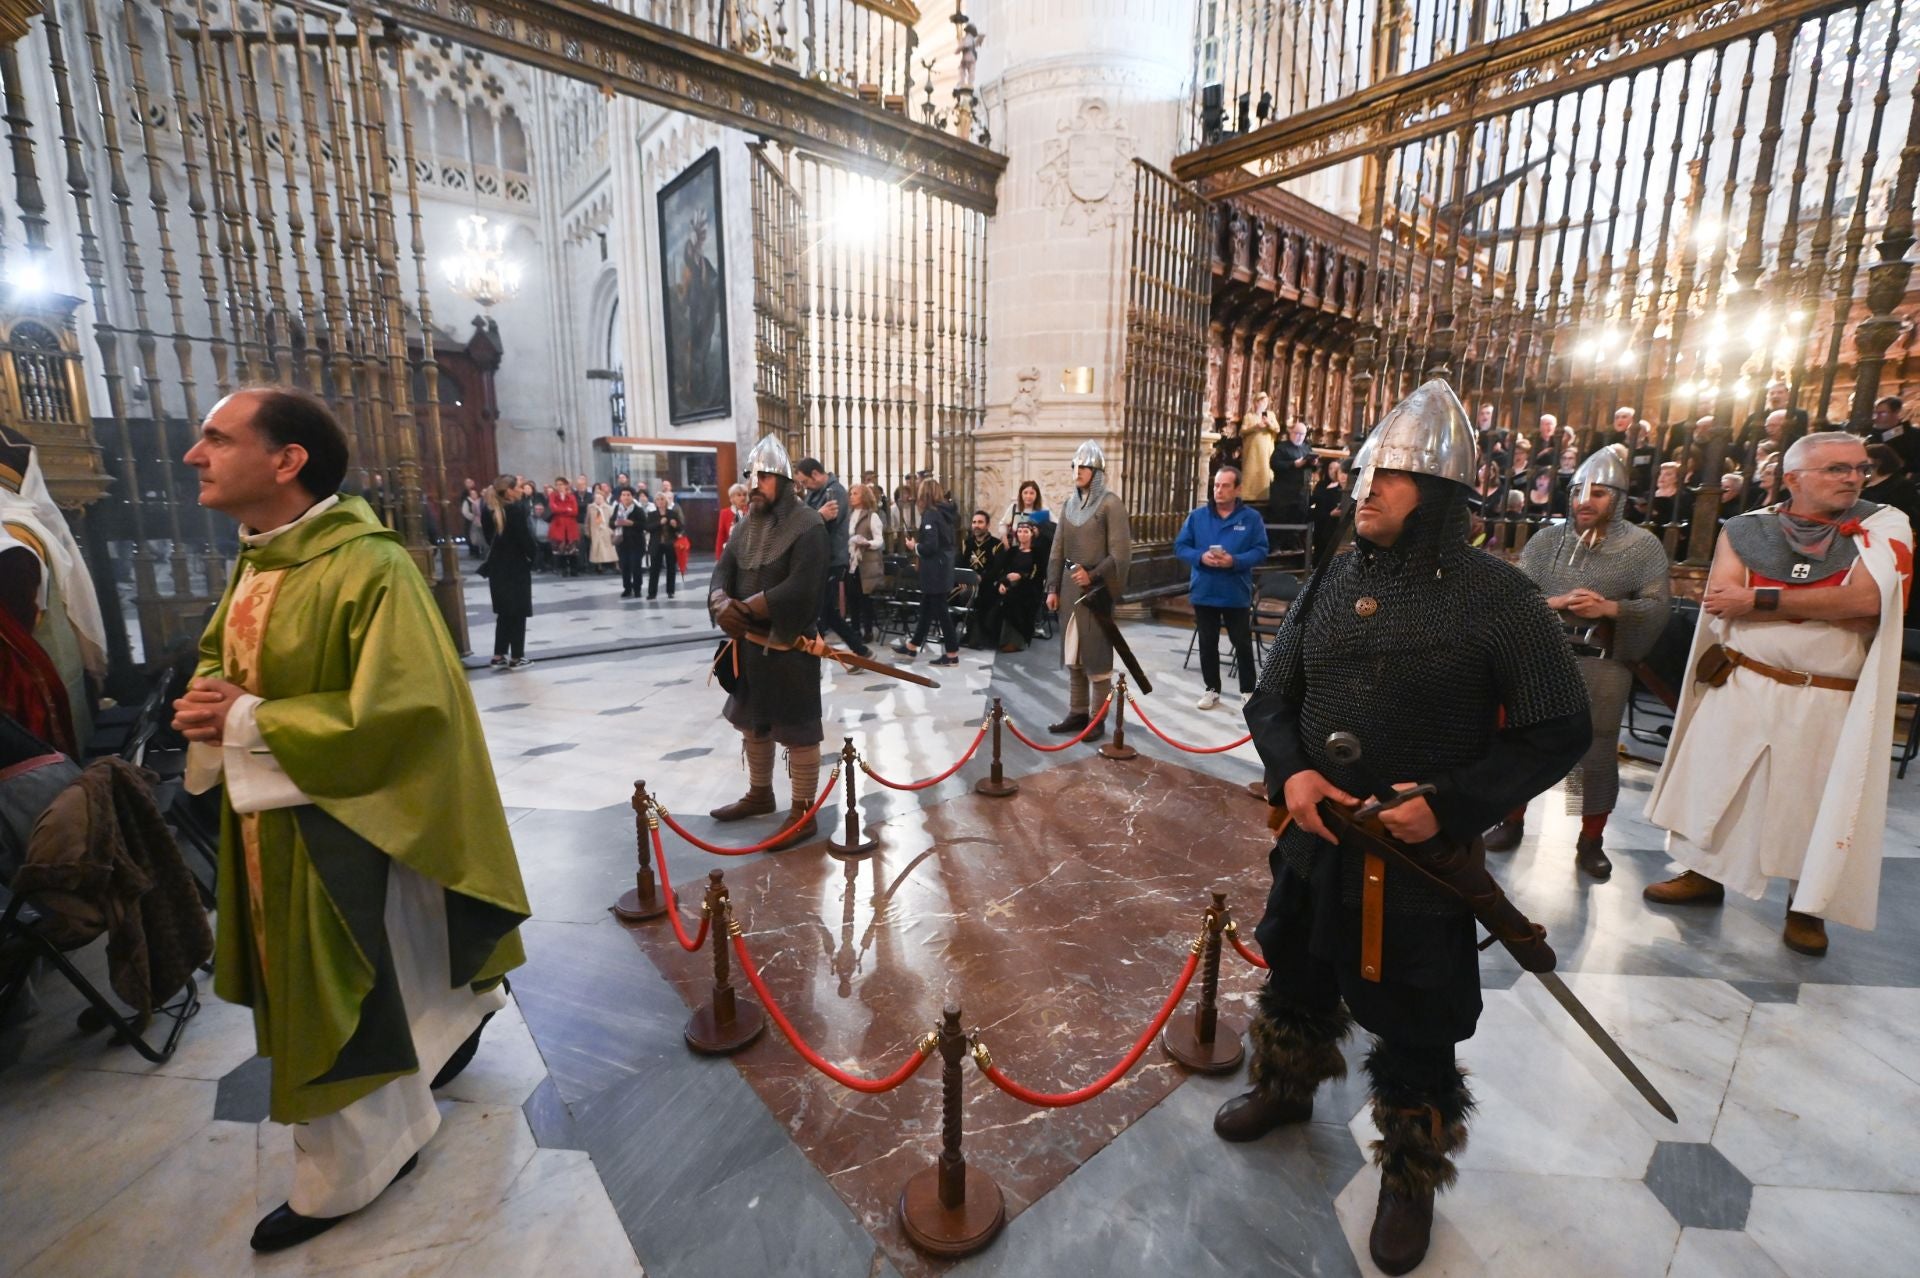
[223,562,287,975]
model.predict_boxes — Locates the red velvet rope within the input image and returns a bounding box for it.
[653,770,841,855]
[732,934,933,1094]
[858,723,989,791]
[647,825,711,952]
[1003,695,1113,753]
[1227,927,1269,970]
[976,949,1200,1108]
[1127,696,1253,754]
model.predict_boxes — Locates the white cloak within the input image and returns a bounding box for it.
[1645,504,1911,929]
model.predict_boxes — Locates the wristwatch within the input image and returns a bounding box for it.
[1754,586,1781,612]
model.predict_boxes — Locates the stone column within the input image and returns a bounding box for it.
[969,0,1196,516]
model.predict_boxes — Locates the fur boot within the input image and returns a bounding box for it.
[1213,986,1350,1141]
[1366,1042,1473,1275]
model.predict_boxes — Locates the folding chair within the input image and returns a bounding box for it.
[948,568,980,646]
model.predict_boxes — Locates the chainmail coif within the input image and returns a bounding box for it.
[1258,477,1591,914]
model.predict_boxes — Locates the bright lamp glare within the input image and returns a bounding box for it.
[828,198,888,245]
[6,259,48,294]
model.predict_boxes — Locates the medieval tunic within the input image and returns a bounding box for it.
[1648,502,1911,929]
[1247,493,1590,1044]
[1046,482,1132,679]
[709,491,830,746]
[186,495,529,1216]
[1518,518,1672,815]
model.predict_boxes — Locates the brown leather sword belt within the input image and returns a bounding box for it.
[1725,646,1858,693]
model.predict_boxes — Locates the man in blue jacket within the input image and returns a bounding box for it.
[1176,465,1270,709]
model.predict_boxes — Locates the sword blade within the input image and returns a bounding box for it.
[1534,971,1678,1123]
[738,630,941,688]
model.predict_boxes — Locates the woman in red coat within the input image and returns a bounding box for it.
[713,481,749,556]
[546,477,581,577]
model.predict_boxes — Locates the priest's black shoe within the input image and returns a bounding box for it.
[1212,1089,1312,1141]
[432,978,510,1089]
[1047,711,1089,735]
[250,1154,419,1253]
[1574,833,1612,881]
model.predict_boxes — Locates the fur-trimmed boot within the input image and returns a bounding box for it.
[1213,987,1351,1142]
[1366,1042,1473,1275]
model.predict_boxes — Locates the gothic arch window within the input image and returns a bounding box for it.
[500,108,529,175]
[466,99,497,169]
[605,299,621,369]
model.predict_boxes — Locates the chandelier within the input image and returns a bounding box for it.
[441,214,523,308]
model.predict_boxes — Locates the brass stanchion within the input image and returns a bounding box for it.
[1162,889,1245,1074]
[1098,672,1139,761]
[612,781,667,922]
[684,871,766,1055]
[828,736,879,858]
[899,1003,1005,1257]
[973,697,1018,797]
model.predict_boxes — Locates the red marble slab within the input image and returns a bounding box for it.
[629,754,1276,1273]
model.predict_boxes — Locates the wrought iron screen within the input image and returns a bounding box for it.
[1121,160,1216,595]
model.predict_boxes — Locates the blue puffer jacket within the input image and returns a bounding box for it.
[1174,500,1269,608]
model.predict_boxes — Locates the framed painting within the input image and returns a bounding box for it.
[657,147,732,423]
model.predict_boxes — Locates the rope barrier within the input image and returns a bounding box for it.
[1127,695,1252,754]
[732,932,936,1093]
[1002,695,1113,753]
[647,824,711,952]
[859,722,990,791]
[971,939,1203,1108]
[653,768,841,855]
[1224,919,1268,969]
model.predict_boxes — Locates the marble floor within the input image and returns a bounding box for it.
[4,611,1919,1277]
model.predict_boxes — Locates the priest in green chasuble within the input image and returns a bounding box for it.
[175,388,530,1253]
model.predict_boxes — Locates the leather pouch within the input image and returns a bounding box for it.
[1694,642,1735,687]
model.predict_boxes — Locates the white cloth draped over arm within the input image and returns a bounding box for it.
[181,693,314,813]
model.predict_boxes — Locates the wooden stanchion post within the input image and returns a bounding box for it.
[612,781,668,922]
[684,870,766,1055]
[974,698,1018,797]
[828,736,879,858]
[1099,672,1138,760]
[1162,888,1246,1073]
[899,1003,1005,1257]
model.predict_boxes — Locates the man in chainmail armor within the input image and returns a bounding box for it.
[707,435,831,850]
[1493,446,1672,878]
[1045,440,1132,743]
[1215,380,1590,1275]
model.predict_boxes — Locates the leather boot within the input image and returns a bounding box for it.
[1213,991,1350,1143]
[767,806,818,851]
[1783,909,1829,956]
[1574,833,1613,881]
[1483,814,1523,852]
[1047,711,1090,735]
[1082,710,1108,744]
[1370,1181,1437,1276]
[709,787,776,822]
[1642,870,1725,905]
[1212,1089,1313,1141]
[1365,1044,1470,1277]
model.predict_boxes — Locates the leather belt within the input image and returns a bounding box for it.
[1725,646,1858,693]
[1360,853,1386,983]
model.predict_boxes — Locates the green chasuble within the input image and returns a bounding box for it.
[199,496,529,1124]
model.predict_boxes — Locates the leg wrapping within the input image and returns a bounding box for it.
[1366,1041,1474,1198]
[1246,984,1352,1105]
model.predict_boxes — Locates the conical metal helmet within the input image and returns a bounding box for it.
[745,434,792,482]
[1571,444,1631,515]
[1350,378,1477,503]
[1071,439,1106,471]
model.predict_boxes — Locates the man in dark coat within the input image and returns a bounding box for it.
[708,436,831,848]
[1216,380,1590,1275]
[795,458,871,656]
[956,510,1003,647]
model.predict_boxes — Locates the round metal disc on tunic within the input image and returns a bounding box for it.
[1355,596,1379,617]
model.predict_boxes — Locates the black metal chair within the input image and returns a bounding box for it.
[948,568,980,646]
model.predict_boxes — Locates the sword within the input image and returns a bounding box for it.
[1322,732,1679,1123]
[738,630,941,688]
[1070,573,1154,694]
